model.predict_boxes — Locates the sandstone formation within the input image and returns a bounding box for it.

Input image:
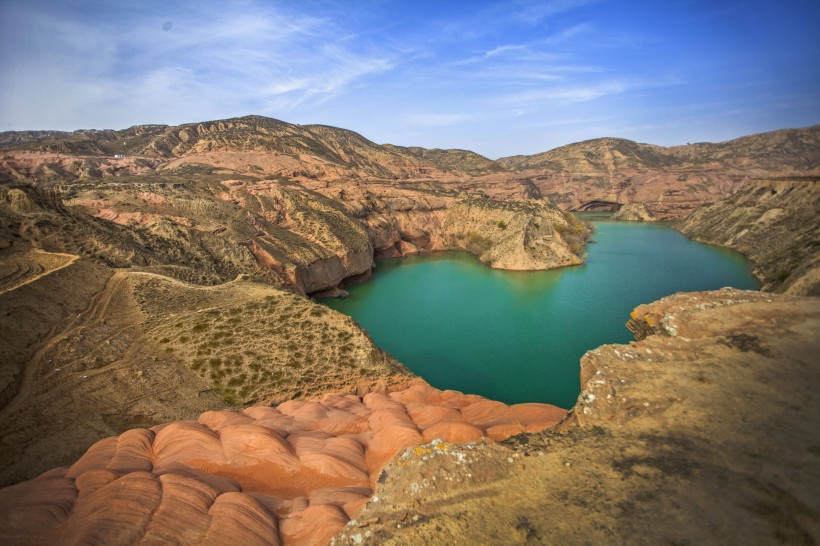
[611,202,655,222]
[0,382,566,546]
[0,119,585,486]
[678,177,820,295]
[334,289,820,545]
[3,117,818,228]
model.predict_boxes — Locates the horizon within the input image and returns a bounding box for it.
[2,113,818,161]
[1,1,819,159]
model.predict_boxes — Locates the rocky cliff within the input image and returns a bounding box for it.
[0,118,590,296]
[0,118,586,487]
[498,126,820,219]
[611,202,655,222]
[0,245,417,487]
[3,117,818,223]
[2,116,819,544]
[677,177,820,295]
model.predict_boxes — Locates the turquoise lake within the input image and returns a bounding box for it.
[324,216,758,409]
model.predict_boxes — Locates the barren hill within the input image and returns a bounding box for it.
[497,125,820,218]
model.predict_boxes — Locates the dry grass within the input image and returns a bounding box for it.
[140,275,409,405]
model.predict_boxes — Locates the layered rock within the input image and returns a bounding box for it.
[0,382,566,546]
[439,196,584,270]
[611,202,655,222]
[322,182,587,272]
[3,118,818,225]
[677,177,820,295]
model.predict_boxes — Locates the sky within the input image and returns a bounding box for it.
[1,0,818,158]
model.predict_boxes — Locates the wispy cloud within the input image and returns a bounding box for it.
[0,0,395,128]
[510,0,601,25]
[495,75,683,107]
[1,0,816,158]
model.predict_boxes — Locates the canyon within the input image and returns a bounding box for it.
[1,117,819,544]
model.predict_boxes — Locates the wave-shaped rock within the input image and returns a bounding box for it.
[0,382,566,545]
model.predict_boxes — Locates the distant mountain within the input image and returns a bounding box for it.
[495,125,820,218]
[2,116,818,219]
[0,116,482,180]
[383,144,505,176]
[497,126,820,173]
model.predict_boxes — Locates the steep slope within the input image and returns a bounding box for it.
[611,202,655,222]
[5,118,818,223]
[383,145,506,176]
[0,116,455,182]
[498,137,672,172]
[0,137,583,485]
[498,126,820,173]
[677,177,820,295]
[0,248,412,487]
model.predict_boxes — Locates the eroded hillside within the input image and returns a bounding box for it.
[678,177,820,295]
[2,116,818,222]
[1,117,819,545]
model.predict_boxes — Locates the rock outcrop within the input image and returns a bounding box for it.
[0,382,566,546]
[334,289,820,545]
[611,202,655,222]
[677,177,820,295]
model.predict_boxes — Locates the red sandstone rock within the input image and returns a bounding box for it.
[422,421,485,443]
[0,382,566,546]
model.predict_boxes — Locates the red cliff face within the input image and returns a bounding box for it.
[0,381,565,546]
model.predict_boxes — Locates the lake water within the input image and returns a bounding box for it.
[324,216,758,409]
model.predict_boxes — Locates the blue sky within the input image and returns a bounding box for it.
[1,0,818,158]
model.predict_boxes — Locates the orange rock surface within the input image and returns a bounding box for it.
[0,382,565,546]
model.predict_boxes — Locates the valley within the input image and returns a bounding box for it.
[0,116,818,545]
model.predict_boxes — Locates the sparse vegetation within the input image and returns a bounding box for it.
[145,284,410,406]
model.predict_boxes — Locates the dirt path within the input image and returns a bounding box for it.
[0,249,78,296]
[0,264,226,486]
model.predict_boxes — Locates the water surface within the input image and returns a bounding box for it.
[325,217,757,408]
